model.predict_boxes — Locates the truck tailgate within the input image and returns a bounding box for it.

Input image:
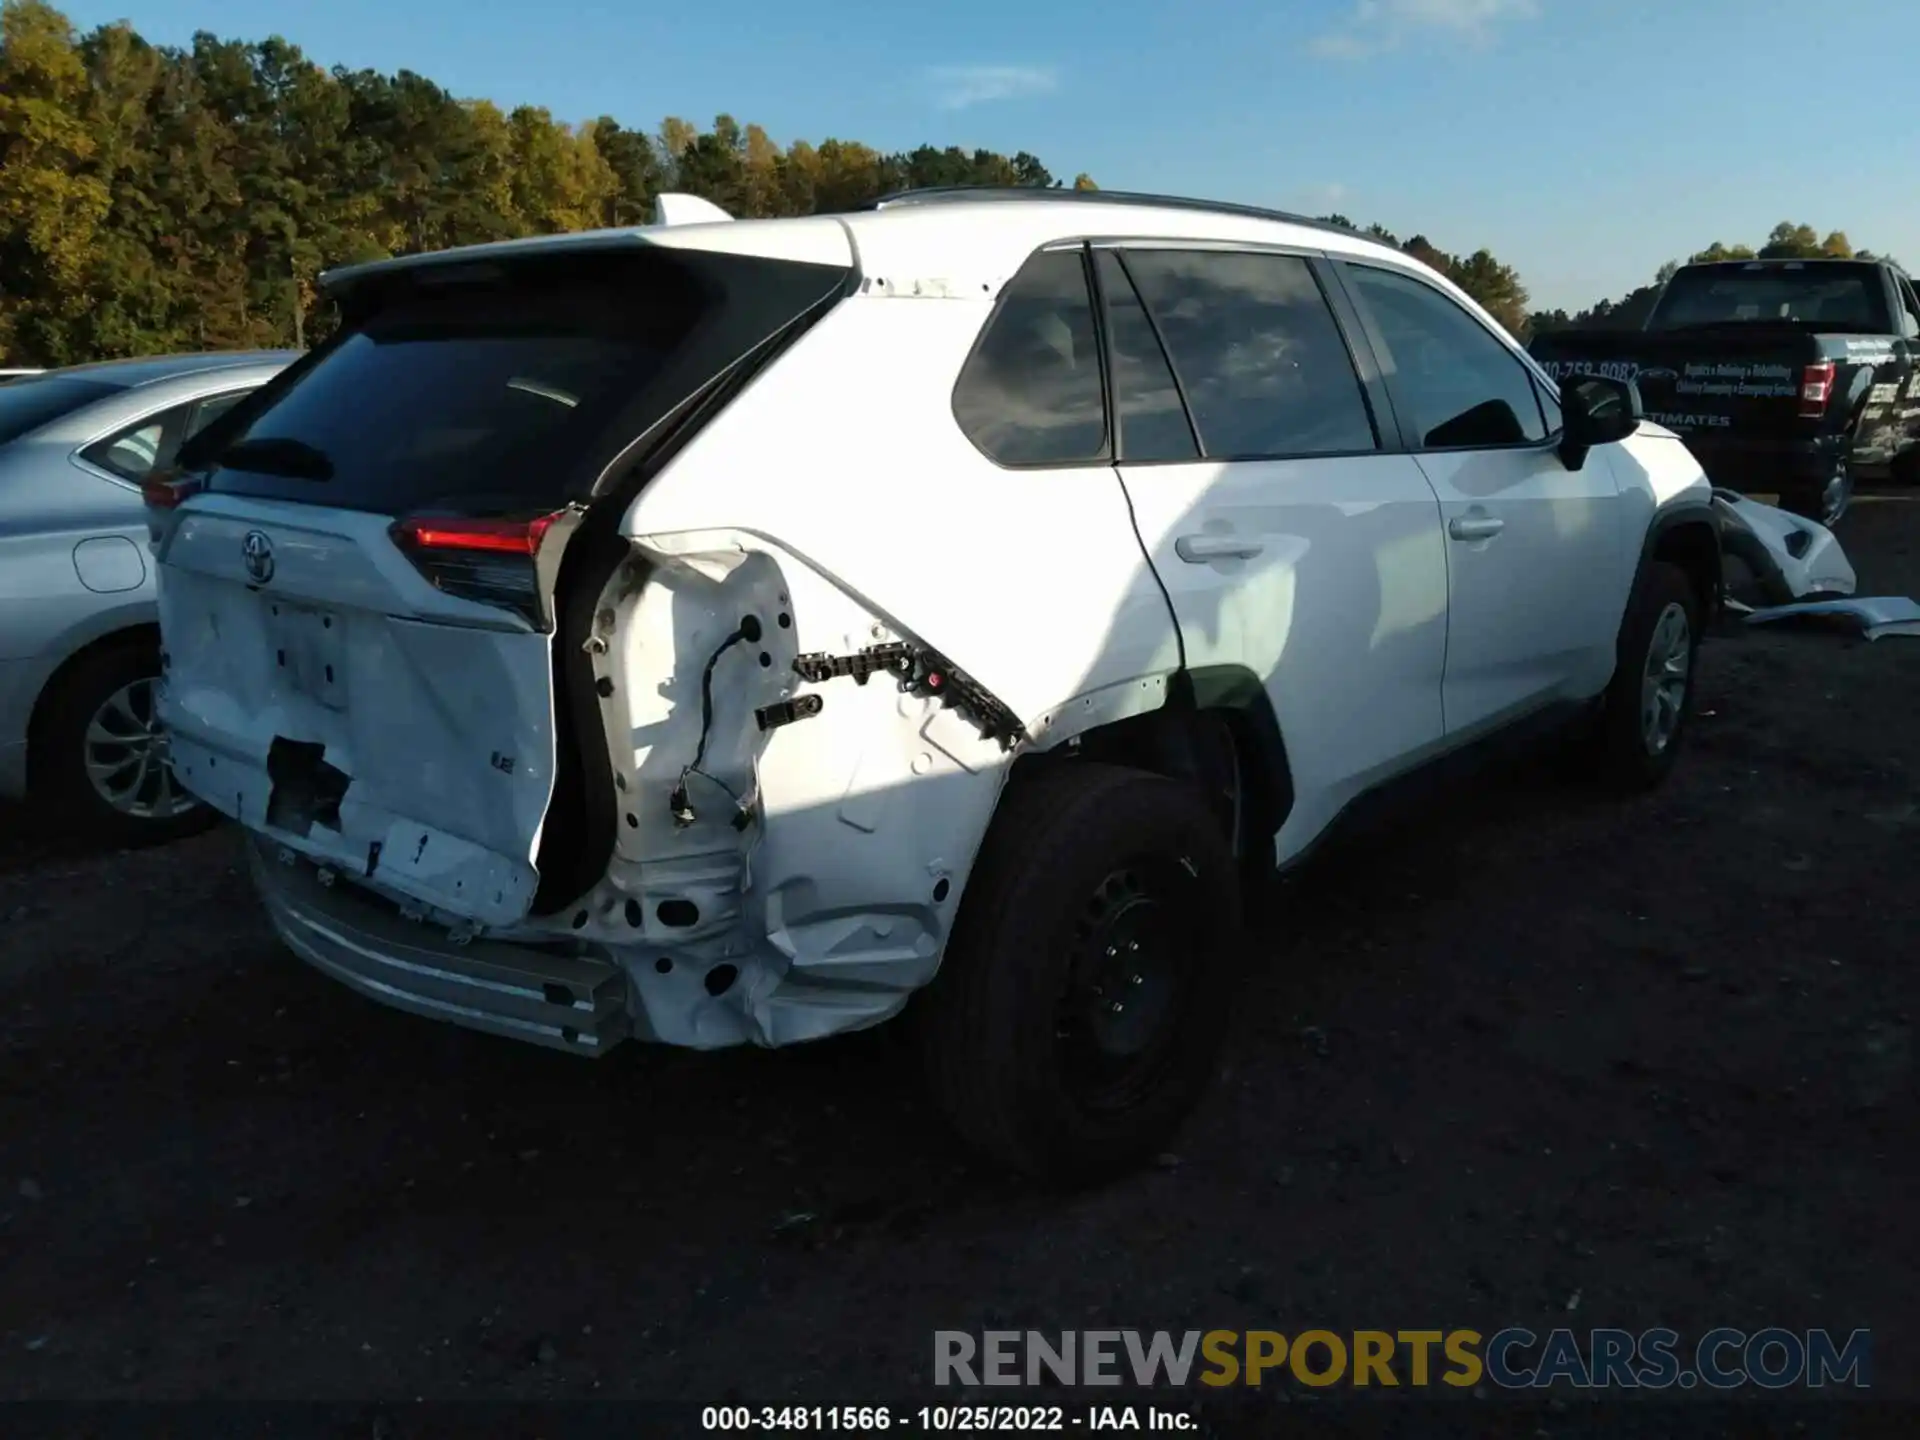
[1529,325,1823,441]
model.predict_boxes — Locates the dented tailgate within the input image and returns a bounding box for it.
[150,230,856,932]
[157,498,560,924]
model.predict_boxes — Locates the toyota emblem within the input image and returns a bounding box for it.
[241,529,275,585]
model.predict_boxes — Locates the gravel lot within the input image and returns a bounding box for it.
[3,493,1916,1430]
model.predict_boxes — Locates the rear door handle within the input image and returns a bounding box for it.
[1174,534,1264,562]
[1448,515,1505,542]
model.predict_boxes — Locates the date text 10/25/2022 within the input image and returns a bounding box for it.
[701,1406,1194,1432]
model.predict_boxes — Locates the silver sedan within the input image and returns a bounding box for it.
[0,351,296,844]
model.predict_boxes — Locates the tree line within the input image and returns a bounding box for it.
[0,0,1901,368]
[0,0,1094,365]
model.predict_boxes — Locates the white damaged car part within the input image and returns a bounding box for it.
[1712,487,1857,605]
[147,216,1172,1071]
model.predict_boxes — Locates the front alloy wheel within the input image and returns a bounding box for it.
[1639,601,1692,758]
[1587,559,1701,792]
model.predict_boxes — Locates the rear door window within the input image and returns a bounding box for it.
[0,377,119,447]
[1119,249,1378,459]
[953,247,1109,466]
[185,390,248,439]
[191,248,850,516]
[1094,250,1198,463]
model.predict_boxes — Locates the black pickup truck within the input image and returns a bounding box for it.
[1529,258,1920,524]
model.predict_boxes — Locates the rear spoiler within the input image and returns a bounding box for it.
[650,193,734,226]
[318,194,740,303]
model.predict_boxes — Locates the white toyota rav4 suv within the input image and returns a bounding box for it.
[147,188,1720,1184]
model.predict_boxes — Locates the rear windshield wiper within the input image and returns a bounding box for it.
[213,436,336,481]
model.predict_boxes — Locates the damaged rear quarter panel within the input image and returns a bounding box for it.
[563,290,1183,1048]
[533,524,1012,1050]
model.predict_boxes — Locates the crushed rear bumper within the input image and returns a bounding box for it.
[248,839,631,1056]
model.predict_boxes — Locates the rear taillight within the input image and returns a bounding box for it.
[140,474,203,509]
[1799,361,1835,418]
[389,514,564,555]
[389,512,565,628]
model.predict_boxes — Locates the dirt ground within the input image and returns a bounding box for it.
[2,493,1917,1434]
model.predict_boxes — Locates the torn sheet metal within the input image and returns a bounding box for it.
[1712,488,1857,606]
[1745,596,1920,640]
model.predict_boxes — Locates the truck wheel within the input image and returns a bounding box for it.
[30,636,215,848]
[1780,454,1853,527]
[916,761,1244,1186]
[1583,560,1701,792]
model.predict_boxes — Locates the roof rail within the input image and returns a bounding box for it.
[867,186,1360,239]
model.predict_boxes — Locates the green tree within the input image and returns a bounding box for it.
[589,117,661,227]
[0,0,112,361]
[1757,221,1822,259]
[1448,248,1530,335]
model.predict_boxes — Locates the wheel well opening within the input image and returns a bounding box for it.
[25,625,161,776]
[1653,522,1722,620]
[1023,699,1291,857]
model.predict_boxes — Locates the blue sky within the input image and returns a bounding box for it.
[51,0,1920,311]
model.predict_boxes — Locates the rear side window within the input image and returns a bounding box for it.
[1896,277,1920,339]
[953,248,1108,466]
[81,390,254,482]
[1120,250,1377,459]
[0,377,118,447]
[194,248,849,516]
[83,414,173,481]
[1344,263,1548,449]
[1095,251,1198,463]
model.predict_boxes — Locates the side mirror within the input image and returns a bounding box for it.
[1558,375,1642,471]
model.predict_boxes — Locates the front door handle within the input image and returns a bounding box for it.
[1174,534,1264,563]
[1448,514,1505,542]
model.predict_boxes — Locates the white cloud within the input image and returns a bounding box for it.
[925,64,1060,111]
[1311,0,1538,58]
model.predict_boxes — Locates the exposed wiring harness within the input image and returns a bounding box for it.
[669,615,761,830]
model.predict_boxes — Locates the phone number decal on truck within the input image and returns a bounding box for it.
[1538,358,1642,382]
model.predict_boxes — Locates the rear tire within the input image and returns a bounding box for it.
[916,762,1243,1187]
[30,637,215,848]
[1779,451,1853,527]
[1579,561,1702,793]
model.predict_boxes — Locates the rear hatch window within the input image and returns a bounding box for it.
[0,376,119,446]
[1650,265,1887,331]
[186,246,851,519]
